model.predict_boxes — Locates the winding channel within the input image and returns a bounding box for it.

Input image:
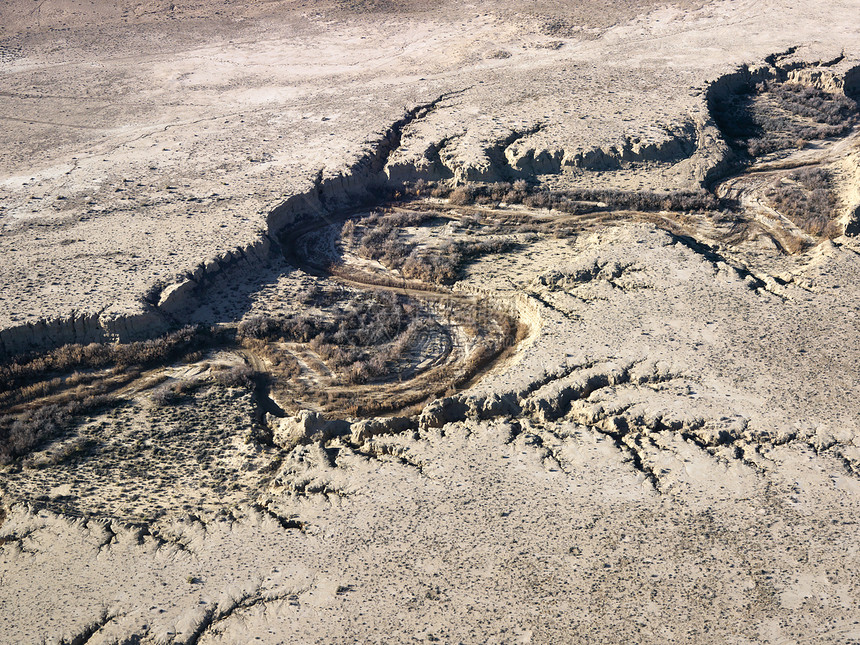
[268,204,525,418]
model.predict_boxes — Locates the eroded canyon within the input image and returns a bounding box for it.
[2,1,860,643]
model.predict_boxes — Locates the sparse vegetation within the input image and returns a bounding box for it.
[764,167,841,237]
[339,207,519,285]
[711,78,859,158]
[211,364,260,389]
[151,379,204,406]
[0,326,212,402]
[399,239,516,284]
[239,290,430,385]
[0,394,114,465]
[0,326,221,463]
[2,148,836,461]
[151,386,182,407]
[401,179,720,213]
[340,208,438,271]
[297,283,348,307]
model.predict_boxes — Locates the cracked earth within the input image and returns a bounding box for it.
[2,0,860,643]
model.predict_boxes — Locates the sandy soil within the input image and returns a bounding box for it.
[2,0,860,643]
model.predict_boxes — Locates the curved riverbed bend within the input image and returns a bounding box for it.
[3,3,860,643]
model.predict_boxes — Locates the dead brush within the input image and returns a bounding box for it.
[711,78,859,158]
[764,167,841,238]
[0,369,105,409]
[211,364,259,389]
[0,325,212,397]
[239,292,429,387]
[0,326,220,463]
[0,394,114,465]
[342,208,520,285]
[240,340,301,380]
[406,179,718,214]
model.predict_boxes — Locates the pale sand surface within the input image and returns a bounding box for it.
[2,0,860,643]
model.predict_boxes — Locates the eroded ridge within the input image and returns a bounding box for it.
[3,46,860,644]
[3,52,860,495]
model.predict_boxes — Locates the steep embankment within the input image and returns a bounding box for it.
[0,93,459,359]
[3,55,857,360]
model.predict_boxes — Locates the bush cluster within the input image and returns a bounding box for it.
[238,291,427,385]
[764,167,841,237]
[341,208,438,271]
[0,395,112,465]
[297,283,348,307]
[0,326,217,463]
[311,317,426,384]
[150,377,206,406]
[402,239,516,284]
[711,79,859,157]
[402,179,718,214]
[769,82,858,126]
[341,209,519,285]
[0,325,210,398]
[212,364,259,389]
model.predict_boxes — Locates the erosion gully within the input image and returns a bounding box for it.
[3,119,854,438]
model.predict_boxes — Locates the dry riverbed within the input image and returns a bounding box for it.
[2,0,860,643]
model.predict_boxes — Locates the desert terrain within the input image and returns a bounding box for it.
[2,0,860,643]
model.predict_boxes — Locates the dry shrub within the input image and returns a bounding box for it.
[239,291,428,386]
[212,364,259,389]
[711,79,859,158]
[0,326,210,398]
[239,315,323,344]
[457,308,520,381]
[781,234,809,254]
[765,167,841,237]
[0,326,217,463]
[383,209,436,228]
[448,185,475,205]
[522,192,552,209]
[556,188,718,212]
[340,219,357,244]
[238,315,293,340]
[308,298,427,385]
[347,215,420,268]
[151,378,204,406]
[429,184,451,199]
[490,182,512,201]
[0,370,107,409]
[770,82,858,125]
[297,283,347,307]
[420,180,717,214]
[151,386,182,407]
[341,209,517,285]
[399,239,516,285]
[0,395,113,465]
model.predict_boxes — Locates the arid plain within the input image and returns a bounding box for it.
[2,0,860,643]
